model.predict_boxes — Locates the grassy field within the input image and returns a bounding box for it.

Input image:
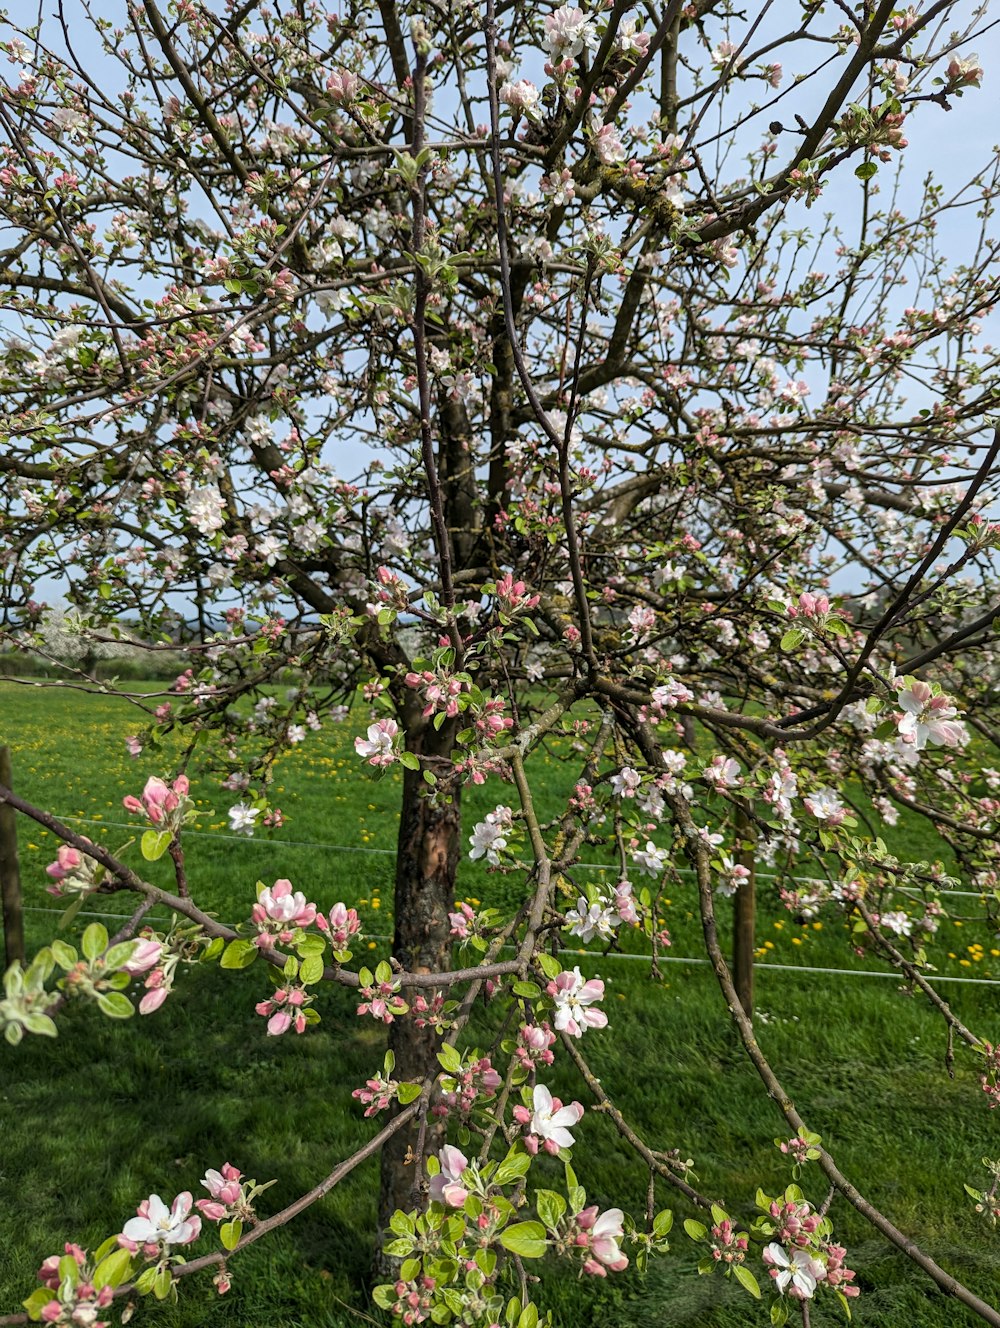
[2,683,1000,1327]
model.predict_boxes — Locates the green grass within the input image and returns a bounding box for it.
[2,684,1000,1327]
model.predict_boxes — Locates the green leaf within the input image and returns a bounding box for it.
[536,953,562,980]
[96,992,135,1019]
[22,1013,58,1037]
[22,1288,54,1320]
[770,1298,789,1326]
[220,1219,242,1251]
[710,1204,729,1227]
[733,1265,761,1298]
[134,1266,158,1296]
[397,1082,423,1104]
[140,829,173,862]
[153,1266,172,1300]
[779,629,804,652]
[398,751,419,770]
[494,1151,532,1186]
[220,939,258,969]
[437,1043,463,1073]
[299,954,324,986]
[475,1248,497,1277]
[500,1221,548,1259]
[50,939,78,969]
[81,923,109,962]
[855,161,878,181]
[517,1305,539,1328]
[653,1209,673,1238]
[825,615,851,637]
[384,1237,414,1257]
[512,980,541,999]
[535,1189,567,1230]
[93,1247,132,1290]
[683,1219,707,1242]
[105,941,139,971]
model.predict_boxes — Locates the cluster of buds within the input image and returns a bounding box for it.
[255,983,315,1036]
[251,878,318,947]
[787,591,830,620]
[404,667,467,719]
[386,1276,435,1325]
[777,1130,823,1173]
[33,1244,114,1327]
[195,1163,275,1229]
[411,991,452,1032]
[565,1206,628,1276]
[370,565,409,611]
[122,774,193,833]
[979,1041,1000,1108]
[768,1197,822,1247]
[45,840,101,899]
[122,935,172,1015]
[471,695,513,741]
[315,901,362,957]
[491,572,540,621]
[356,968,408,1024]
[708,1215,750,1265]
[353,1070,399,1118]
[448,901,477,940]
[195,1165,242,1221]
[435,1054,501,1116]
[514,1021,556,1071]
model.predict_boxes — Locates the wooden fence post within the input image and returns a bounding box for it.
[732,800,755,1018]
[0,744,26,969]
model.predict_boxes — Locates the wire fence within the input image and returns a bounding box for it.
[11,810,1000,987]
[35,811,991,899]
[17,902,1000,988]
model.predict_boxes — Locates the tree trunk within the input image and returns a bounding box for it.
[375,716,460,1269]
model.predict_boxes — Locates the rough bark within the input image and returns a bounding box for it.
[374,716,461,1270]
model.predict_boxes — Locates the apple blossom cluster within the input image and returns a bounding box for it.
[756,1189,858,1315]
[44,840,101,900]
[563,880,639,943]
[513,1083,584,1155]
[30,1243,115,1327]
[121,774,193,835]
[435,1051,502,1117]
[357,963,409,1024]
[467,805,514,867]
[546,966,608,1038]
[894,678,968,751]
[251,878,317,946]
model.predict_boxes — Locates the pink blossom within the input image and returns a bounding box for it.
[251,878,317,944]
[577,1206,628,1273]
[354,717,399,766]
[138,985,169,1015]
[122,939,163,976]
[45,843,84,882]
[526,1083,584,1153]
[499,81,540,116]
[316,901,361,949]
[428,1145,469,1207]
[121,1192,201,1247]
[547,966,608,1038]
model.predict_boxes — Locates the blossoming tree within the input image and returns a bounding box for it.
[2,0,1000,1324]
